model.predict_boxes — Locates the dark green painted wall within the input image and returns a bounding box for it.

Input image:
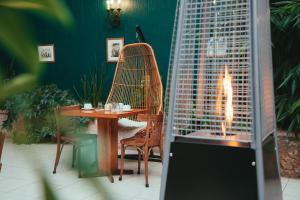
[36,0,176,100]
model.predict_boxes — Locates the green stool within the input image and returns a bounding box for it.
[73,134,98,178]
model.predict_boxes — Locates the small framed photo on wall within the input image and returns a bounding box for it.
[38,44,55,63]
[106,38,124,62]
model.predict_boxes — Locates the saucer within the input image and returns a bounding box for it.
[81,108,94,111]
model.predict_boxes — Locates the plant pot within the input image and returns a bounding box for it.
[0,110,8,124]
[278,136,300,178]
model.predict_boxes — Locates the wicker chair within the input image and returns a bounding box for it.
[106,43,163,115]
[52,105,97,177]
[119,113,163,187]
[0,133,5,172]
[106,43,163,187]
[0,111,8,172]
[106,43,163,141]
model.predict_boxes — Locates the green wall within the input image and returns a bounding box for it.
[36,0,176,100]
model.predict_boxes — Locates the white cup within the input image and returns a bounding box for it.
[105,103,112,111]
[119,103,124,110]
[123,105,131,111]
[83,103,92,109]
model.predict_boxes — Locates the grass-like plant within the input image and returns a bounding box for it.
[271,0,300,139]
[74,67,107,108]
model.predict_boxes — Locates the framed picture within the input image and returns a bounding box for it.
[38,44,55,63]
[106,38,124,62]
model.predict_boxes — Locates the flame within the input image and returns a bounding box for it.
[216,65,233,136]
[222,65,233,136]
[216,73,223,116]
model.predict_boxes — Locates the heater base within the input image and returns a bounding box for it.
[164,138,282,200]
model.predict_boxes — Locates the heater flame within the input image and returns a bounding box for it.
[216,65,233,136]
[223,65,233,127]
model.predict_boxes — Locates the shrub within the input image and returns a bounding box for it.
[271,0,300,139]
[3,84,88,143]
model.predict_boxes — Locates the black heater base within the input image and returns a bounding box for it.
[164,138,282,200]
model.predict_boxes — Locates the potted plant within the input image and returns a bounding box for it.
[271,0,300,179]
[275,63,300,178]
[2,84,85,144]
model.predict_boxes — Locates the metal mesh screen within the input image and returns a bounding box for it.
[172,0,253,142]
[164,0,180,125]
[256,0,276,140]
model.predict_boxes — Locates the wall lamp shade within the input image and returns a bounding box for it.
[106,0,122,27]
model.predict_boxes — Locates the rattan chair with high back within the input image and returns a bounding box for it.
[106,43,163,115]
[106,43,163,187]
[52,105,97,177]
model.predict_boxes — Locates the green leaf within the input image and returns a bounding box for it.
[290,99,300,113]
[278,71,293,88]
[0,0,74,103]
[0,9,40,73]
[0,0,73,27]
[288,119,296,133]
[40,175,57,200]
[0,74,37,101]
[291,79,297,95]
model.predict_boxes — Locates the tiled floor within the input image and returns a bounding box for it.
[0,140,299,200]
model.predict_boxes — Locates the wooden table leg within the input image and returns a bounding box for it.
[97,118,118,182]
[97,118,134,180]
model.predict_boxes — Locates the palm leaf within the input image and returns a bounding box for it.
[0,0,73,26]
[290,99,300,113]
[0,0,73,102]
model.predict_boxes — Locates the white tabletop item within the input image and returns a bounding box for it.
[105,103,112,111]
[82,103,93,110]
[123,105,131,111]
[118,103,124,111]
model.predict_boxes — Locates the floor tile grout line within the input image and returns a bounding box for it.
[0,179,41,195]
[282,178,290,192]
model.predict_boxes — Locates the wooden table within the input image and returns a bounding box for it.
[61,108,147,182]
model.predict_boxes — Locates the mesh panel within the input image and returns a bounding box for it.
[257,0,276,139]
[172,0,253,142]
[164,0,181,121]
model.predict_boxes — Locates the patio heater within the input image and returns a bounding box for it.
[160,0,282,200]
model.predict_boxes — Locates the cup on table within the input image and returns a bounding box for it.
[123,105,131,111]
[111,103,120,112]
[105,103,112,111]
[83,103,93,109]
[118,103,124,111]
[97,102,104,109]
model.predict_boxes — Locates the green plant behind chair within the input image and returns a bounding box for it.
[271,0,300,139]
[74,67,107,108]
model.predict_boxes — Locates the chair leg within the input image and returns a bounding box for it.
[159,145,164,163]
[53,140,64,174]
[72,145,76,168]
[137,150,141,175]
[78,147,82,178]
[119,144,125,181]
[144,148,149,188]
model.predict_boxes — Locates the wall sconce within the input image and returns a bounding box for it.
[106,0,122,27]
